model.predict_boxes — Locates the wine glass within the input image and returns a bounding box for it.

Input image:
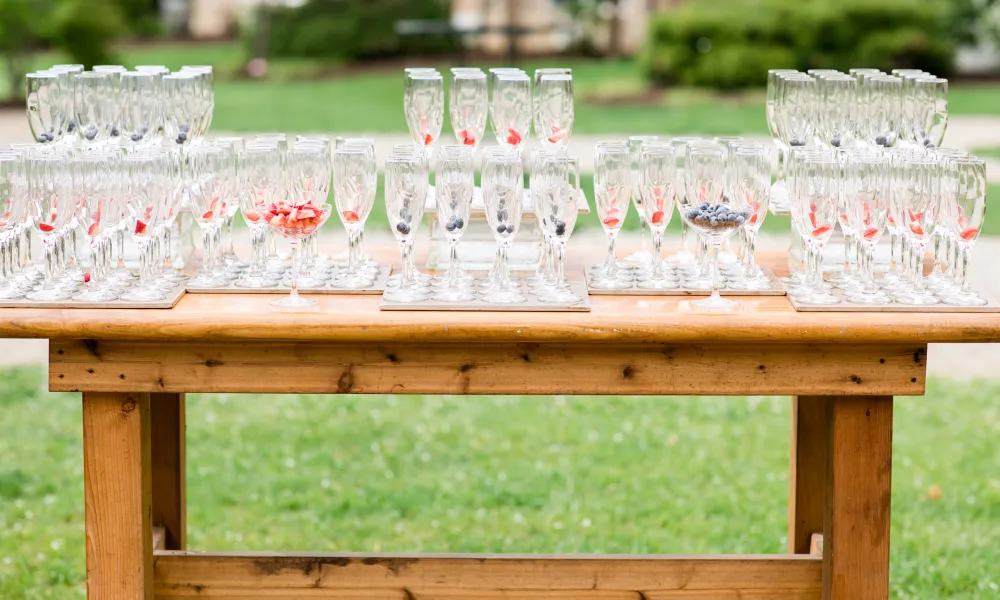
[913,77,948,149]
[941,156,987,305]
[432,145,475,302]
[186,145,231,288]
[236,143,282,288]
[180,66,215,137]
[73,71,115,148]
[120,151,169,302]
[282,142,332,288]
[119,71,159,149]
[26,72,65,145]
[72,152,122,301]
[626,135,659,268]
[896,155,941,305]
[678,143,744,310]
[25,153,73,301]
[0,153,28,299]
[263,161,332,311]
[404,72,444,149]
[492,73,531,150]
[481,148,525,303]
[668,136,704,267]
[726,145,771,290]
[842,152,891,304]
[383,154,430,303]
[162,73,198,147]
[332,145,378,289]
[818,75,857,149]
[488,67,525,124]
[860,75,902,148]
[449,71,487,149]
[590,141,632,290]
[535,73,573,147]
[789,154,841,304]
[636,142,679,290]
[535,155,582,303]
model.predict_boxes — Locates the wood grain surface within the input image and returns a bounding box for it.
[153,552,822,600]
[49,339,926,396]
[789,397,829,554]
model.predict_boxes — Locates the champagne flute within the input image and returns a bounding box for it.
[432,145,475,302]
[590,141,632,289]
[481,148,525,303]
[383,154,430,303]
[535,155,582,303]
[449,71,487,149]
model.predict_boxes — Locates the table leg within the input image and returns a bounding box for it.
[151,393,186,550]
[789,396,828,554]
[823,395,893,600]
[82,392,154,600]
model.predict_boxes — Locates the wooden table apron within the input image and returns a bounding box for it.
[10,268,995,600]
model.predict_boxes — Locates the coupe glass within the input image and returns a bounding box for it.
[263,179,331,310]
[236,144,282,288]
[332,145,378,289]
[590,141,632,289]
[896,156,941,305]
[788,155,840,304]
[535,73,574,148]
[119,71,159,149]
[535,155,582,303]
[449,71,487,149]
[636,142,679,290]
[404,72,444,149]
[842,153,891,304]
[72,152,122,301]
[25,153,72,301]
[481,148,525,303]
[0,153,28,299]
[187,145,231,288]
[282,142,332,288]
[383,155,430,303]
[913,77,948,149]
[26,72,65,144]
[941,157,987,305]
[120,152,169,302]
[432,145,475,302]
[492,73,531,150]
[72,71,115,147]
[625,135,659,267]
[726,146,771,290]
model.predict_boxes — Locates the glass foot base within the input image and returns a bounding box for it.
[939,291,989,306]
[895,292,940,305]
[270,293,318,310]
[687,294,741,312]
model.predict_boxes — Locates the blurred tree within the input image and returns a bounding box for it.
[50,0,123,67]
[114,0,162,36]
[0,0,47,100]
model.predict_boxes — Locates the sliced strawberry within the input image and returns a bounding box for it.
[809,211,817,229]
[201,210,214,220]
[960,227,979,241]
[749,213,758,225]
[244,210,260,222]
[38,223,54,232]
[887,215,895,226]
[811,225,832,236]
[87,222,99,236]
[134,220,147,235]
[83,272,91,284]
[862,201,871,225]
[423,133,433,146]
[602,217,620,227]
[462,135,476,146]
[909,221,924,236]
[650,210,664,225]
[0,220,6,227]
[507,128,521,145]
[270,214,286,227]
[547,129,567,144]
[810,201,817,213]
[342,210,359,223]
[958,215,968,228]
[607,207,619,216]
[863,226,879,239]
[297,208,316,219]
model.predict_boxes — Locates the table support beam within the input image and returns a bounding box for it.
[823,396,893,600]
[789,396,829,554]
[83,391,153,600]
[151,392,186,550]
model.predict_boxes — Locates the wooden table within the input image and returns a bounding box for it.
[4,254,999,600]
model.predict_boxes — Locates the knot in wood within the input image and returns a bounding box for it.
[121,398,137,413]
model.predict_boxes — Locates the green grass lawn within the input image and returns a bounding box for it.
[9,41,1000,137]
[0,366,997,598]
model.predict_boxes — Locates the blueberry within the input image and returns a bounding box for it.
[445,220,456,232]
[39,133,50,143]
[454,217,464,229]
[110,126,120,137]
[179,124,189,134]
[497,224,507,234]
[699,202,710,210]
[555,225,566,236]
[790,138,804,147]
[176,132,188,145]
[131,132,143,142]
[498,198,506,208]
[396,221,411,234]
[875,135,887,147]
[924,137,933,148]
[831,136,841,148]
[709,217,718,226]
[84,125,98,141]
[554,218,565,229]
[736,215,746,225]
[506,224,515,234]
[497,209,507,221]
[67,120,76,133]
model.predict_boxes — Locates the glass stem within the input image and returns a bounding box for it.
[959,245,971,293]
[163,226,173,270]
[201,227,213,276]
[448,239,460,289]
[931,232,943,275]
[499,242,511,290]
[117,228,126,270]
[913,244,926,293]
[401,240,413,288]
[249,226,265,276]
[288,241,300,299]
[639,217,648,252]
[605,232,618,279]
[555,242,568,292]
[225,216,235,257]
[744,231,757,279]
[680,219,689,254]
[43,242,56,289]
[888,230,898,275]
[710,242,722,300]
[652,231,664,280]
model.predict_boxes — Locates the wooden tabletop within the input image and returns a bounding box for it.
[3,251,999,344]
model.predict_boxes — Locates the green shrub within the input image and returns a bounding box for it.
[49,0,123,67]
[643,0,956,89]
[258,0,459,62]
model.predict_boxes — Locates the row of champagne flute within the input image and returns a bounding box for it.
[403,66,574,153]
[767,67,949,206]
[27,63,214,150]
[785,145,988,306]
